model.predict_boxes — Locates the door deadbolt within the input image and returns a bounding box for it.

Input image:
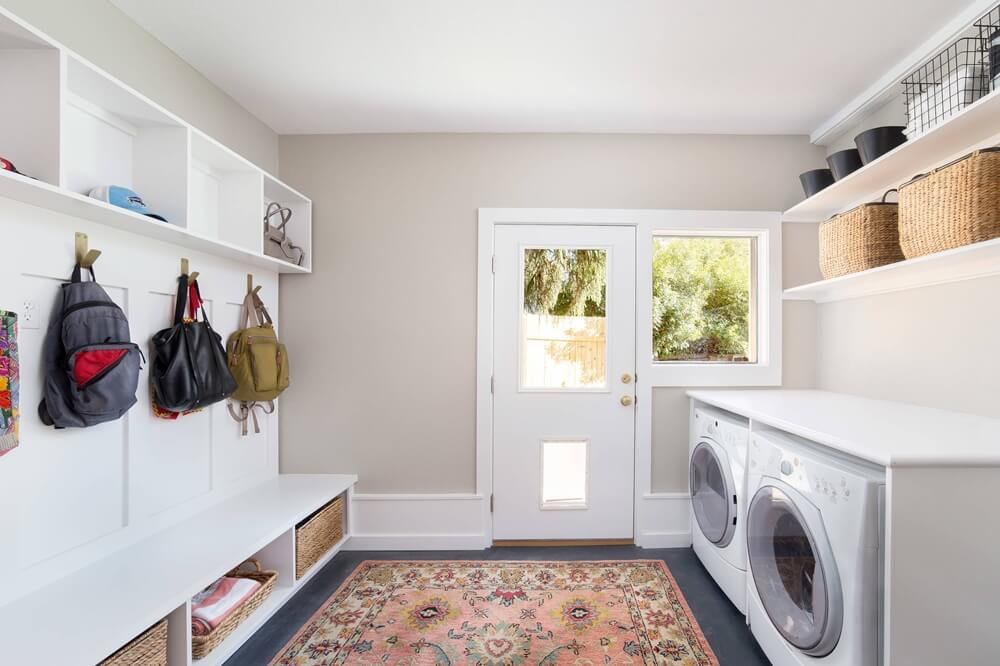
[620,395,634,407]
[621,373,633,384]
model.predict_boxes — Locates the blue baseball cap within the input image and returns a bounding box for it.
[88,185,167,222]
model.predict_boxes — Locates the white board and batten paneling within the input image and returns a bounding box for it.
[0,6,352,666]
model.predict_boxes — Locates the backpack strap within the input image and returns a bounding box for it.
[227,400,275,436]
[173,274,189,325]
[70,263,96,284]
[240,287,273,329]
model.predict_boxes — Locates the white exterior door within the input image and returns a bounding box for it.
[492,224,636,540]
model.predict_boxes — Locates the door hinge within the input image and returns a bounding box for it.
[490,375,495,394]
[491,255,496,274]
[490,494,494,512]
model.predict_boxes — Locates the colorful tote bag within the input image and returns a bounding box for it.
[0,310,18,456]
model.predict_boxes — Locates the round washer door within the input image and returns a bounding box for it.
[690,440,736,547]
[747,481,843,656]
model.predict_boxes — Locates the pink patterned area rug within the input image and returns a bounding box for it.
[270,560,719,665]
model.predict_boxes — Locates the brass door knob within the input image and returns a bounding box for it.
[620,395,634,407]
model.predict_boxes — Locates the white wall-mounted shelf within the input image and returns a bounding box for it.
[784,87,1000,223]
[0,474,356,666]
[0,168,307,274]
[0,7,311,274]
[783,238,1000,303]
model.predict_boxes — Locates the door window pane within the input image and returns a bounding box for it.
[541,440,588,508]
[652,236,756,363]
[522,248,607,389]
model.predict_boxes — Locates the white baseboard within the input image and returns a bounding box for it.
[344,491,693,551]
[347,493,490,551]
[635,492,692,549]
[346,533,490,551]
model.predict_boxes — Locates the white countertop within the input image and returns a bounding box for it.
[687,389,1000,468]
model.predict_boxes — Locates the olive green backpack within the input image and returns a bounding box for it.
[226,286,288,434]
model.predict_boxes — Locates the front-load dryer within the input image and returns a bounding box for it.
[746,428,885,666]
[690,406,750,614]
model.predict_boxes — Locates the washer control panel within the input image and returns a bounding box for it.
[752,435,852,506]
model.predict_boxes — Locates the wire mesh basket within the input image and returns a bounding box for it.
[902,37,990,137]
[976,4,1000,93]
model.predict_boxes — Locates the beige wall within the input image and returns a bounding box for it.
[278,133,823,493]
[3,0,278,171]
[816,276,1000,418]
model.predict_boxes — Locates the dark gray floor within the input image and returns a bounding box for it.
[226,546,769,665]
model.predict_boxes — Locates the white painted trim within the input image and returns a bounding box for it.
[635,493,693,548]
[811,0,999,145]
[478,209,776,549]
[347,493,490,551]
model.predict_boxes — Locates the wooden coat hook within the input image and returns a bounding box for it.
[75,232,101,268]
[181,258,199,282]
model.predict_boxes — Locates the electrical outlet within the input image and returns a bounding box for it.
[21,299,40,330]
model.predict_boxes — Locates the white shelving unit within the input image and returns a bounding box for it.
[0,7,311,274]
[783,79,1000,301]
[0,474,356,666]
[784,88,1000,223]
[784,238,1000,303]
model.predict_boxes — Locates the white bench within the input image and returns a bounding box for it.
[0,473,356,665]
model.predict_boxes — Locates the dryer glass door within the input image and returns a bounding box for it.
[690,441,735,546]
[747,483,843,656]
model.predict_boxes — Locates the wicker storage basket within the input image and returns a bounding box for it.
[100,619,168,666]
[191,559,278,660]
[296,494,345,579]
[819,193,904,278]
[899,148,1000,258]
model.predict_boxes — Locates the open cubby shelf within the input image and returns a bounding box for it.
[0,474,356,666]
[0,7,311,274]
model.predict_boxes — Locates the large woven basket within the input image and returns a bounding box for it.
[296,494,345,579]
[899,148,1000,259]
[191,559,278,660]
[100,619,168,666]
[819,193,904,278]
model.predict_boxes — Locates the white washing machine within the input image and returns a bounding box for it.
[690,406,749,614]
[746,428,885,666]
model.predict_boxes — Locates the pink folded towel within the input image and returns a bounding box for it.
[191,576,262,636]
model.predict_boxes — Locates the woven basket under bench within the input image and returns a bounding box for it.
[899,149,1000,259]
[100,619,168,666]
[819,192,904,278]
[191,559,278,660]
[296,494,345,579]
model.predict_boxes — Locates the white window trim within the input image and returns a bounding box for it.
[645,213,781,387]
[476,208,782,545]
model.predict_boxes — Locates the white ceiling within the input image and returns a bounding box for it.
[112,0,979,136]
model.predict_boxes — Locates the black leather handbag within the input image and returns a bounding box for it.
[150,275,237,412]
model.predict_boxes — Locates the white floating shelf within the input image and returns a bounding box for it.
[784,88,1000,223]
[783,238,1000,303]
[0,169,308,274]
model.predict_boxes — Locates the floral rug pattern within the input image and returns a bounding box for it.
[270,560,718,665]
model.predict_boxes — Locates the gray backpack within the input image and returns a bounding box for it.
[38,264,143,428]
